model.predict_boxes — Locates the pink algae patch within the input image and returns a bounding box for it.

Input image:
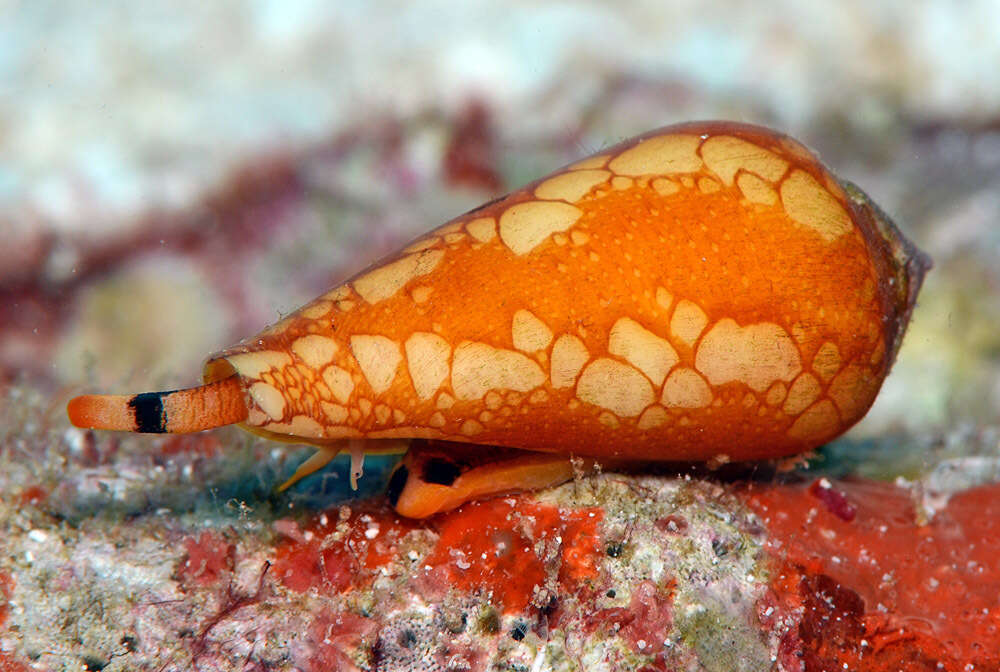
[299,610,378,672]
[272,505,419,594]
[0,571,12,629]
[159,434,223,458]
[271,496,603,613]
[441,100,502,192]
[17,485,47,507]
[583,580,675,657]
[807,478,856,521]
[177,531,235,589]
[743,479,1000,671]
[0,654,33,672]
[423,497,603,613]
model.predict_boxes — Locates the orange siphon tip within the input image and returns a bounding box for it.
[67,394,136,431]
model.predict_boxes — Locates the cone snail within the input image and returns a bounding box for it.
[68,121,930,518]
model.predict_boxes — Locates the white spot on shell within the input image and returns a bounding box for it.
[350,335,402,394]
[652,178,679,196]
[737,173,778,205]
[656,287,673,311]
[411,286,433,304]
[405,332,451,400]
[695,319,802,392]
[534,170,610,202]
[576,358,654,417]
[550,334,589,389]
[787,400,840,440]
[291,335,339,369]
[451,341,545,400]
[225,351,292,380]
[608,317,678,386]
[570,154,609,170]
[661,368,713,408]
[780,170,852,241]
[828,364,878,422]
[637,405,669,429]
[249,382,286,421]
[812,342,842,382]
[465,217,496,243]
[607,134,703,176]
[321,365,354,404]
[670,300,708,347]
[782,373,821,416]
[264,415,326,439]
[700,135,788,185]
[512,310,553,352]
[352,249,445,304]
[321,402,349,425]
[300,301,333,319]
[461,419,484,436]
[499,201,582,255]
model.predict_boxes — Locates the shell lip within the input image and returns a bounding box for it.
[840,179,932,366]
[203,355,239,384]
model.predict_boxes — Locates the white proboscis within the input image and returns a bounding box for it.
[349,439,366,491]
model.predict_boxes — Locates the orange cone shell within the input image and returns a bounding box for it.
[202,121,929,461]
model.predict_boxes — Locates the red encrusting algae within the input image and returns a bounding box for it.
[0,654,33,672]
[807,478,857,522]
[744,479,1000,671]
[301,610,378,672]
[17,485,47,507]
[159,434,223,458]
[177,531,235,589]
[273,497,603,613]
[0,571,13,629]
[0,574,29,672]
[581,579,676,659]
[423,498,603,613]
[272,504,420,593]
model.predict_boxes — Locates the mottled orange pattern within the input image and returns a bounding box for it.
[196,121,928,462]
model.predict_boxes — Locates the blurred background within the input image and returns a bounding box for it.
[2,0,1000,494]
